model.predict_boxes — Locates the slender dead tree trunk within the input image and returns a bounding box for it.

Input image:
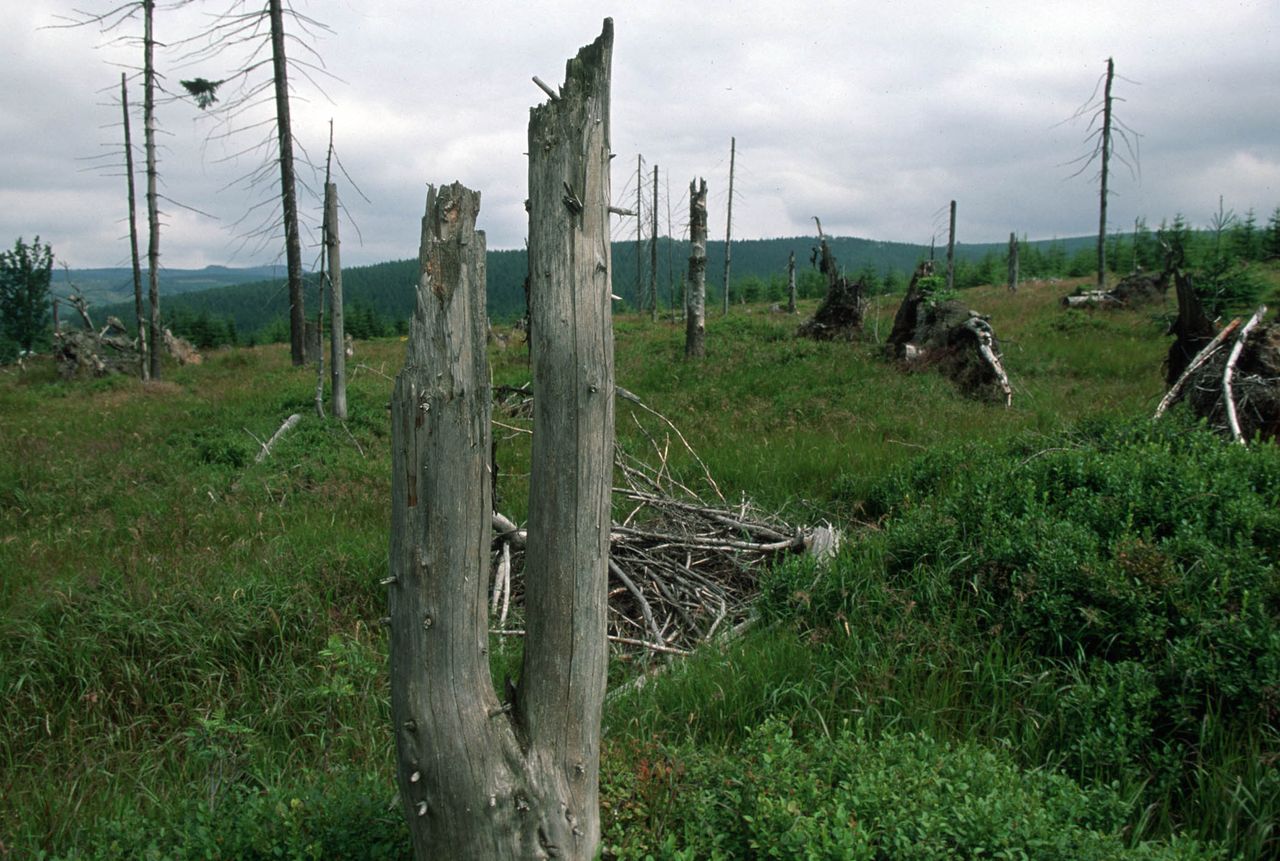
[389,21,614,860]
[1007,231,1019,293]
[723,136,735,315]
[325,181,347,419]
[121,72,148,379]
[787,249,797,313]
[635,154,643,310]
[686,177,707,358]
[649,164,658,322]
[945,199,957,294]
[269,0,306,366]
[143,0,161,380]
[1096,57,1114,290]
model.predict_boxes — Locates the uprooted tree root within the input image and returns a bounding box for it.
[1156,305,1280,443]
[488,386,839,659]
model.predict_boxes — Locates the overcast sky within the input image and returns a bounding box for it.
[3,1,1277,271]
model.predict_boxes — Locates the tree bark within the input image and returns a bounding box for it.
[389,20,613,860]
[787,249,797,313]
[686,178,707,358]
[1007,231,1019,293]
[723,136,735,315]
[649,164,658,321]
[270,0,306,366]
[945,199,956,294]
[144,0,161,381]
[121,72,148,379]
[1097,57,1113,290]
[325,182,347,419]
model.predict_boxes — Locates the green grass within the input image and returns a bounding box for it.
[1,269,1276,858]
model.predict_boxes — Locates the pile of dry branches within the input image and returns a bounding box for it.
[489,385,838,658]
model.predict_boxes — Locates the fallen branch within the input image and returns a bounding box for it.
[1223,305,1268,444]
[1154,316,1242,419]
[254,413,302,463]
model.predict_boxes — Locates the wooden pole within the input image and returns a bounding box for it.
[686,177,707,358]
[722,136,735,315]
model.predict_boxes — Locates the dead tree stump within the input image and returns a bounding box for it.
[886,261,1012,404]
[797,217,866,340]
[389,19,614,861]
[685,177,707,358]
[1165,270,1216,385]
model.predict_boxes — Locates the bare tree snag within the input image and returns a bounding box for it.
[945,199,957,294]
[389,20,614,860]
[650,163,658,321]
[120,72,148,379]
[1097,57,1113,290]
[269,0,306,366]
[1007,231,1019,293]
[685,177,708,358]
[325,181,348,420]
[723,136,735,315]
[787,249,797,313]
[520,18,614,855]
[144,0,161,381]
[797,217,866,340]
[1166,270,1215,384]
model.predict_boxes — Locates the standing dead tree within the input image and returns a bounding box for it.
[722,136,735,315]
[389,20,614,860]
[1064,57,1140,290]
[1007,232,1019,293]
[176,1,334,367]
[685,178,708,358]
[120,72,149,379]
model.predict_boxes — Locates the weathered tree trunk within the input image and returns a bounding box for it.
[686,177,708,358]
[787,250,797,313]
[325,182,348,419]
[269,0,306,367]
[389,20,614,860]
[635,154,643,310]
[519,18,614,854]
[649,164,658,321]
[1007,231,1019,293]
[144,0,161,381]
[1097,57,1113,290]
[945,199,956,294]
[121,72,148,380]
[723,136,735,315]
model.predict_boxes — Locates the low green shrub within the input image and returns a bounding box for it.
[602,719,1216,860]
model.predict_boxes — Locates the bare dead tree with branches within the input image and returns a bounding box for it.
[1063,57,1141,290]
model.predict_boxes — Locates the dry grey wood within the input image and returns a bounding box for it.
[685,178,708,358]
[723,136,735,315]
[945,199,957,293]
[649,164,659,321]
[1223,305,1267,444]
[1096,57,1114,289]
[120,72,148,380]
[269,0,306,366]
[1007,231,1019,293]
[787,249,797,313]
[325,182,348,420]
[144,0,161,381]
[1153,316,1242,419]
[390,21,614,861]
[519,19,615,857]
[254,413,301,462]
[964,317,1013,407]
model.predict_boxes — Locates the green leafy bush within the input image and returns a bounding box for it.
[602,719,1215,860]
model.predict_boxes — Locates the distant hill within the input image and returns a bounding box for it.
[83,234,1101,339]
[54,264,288,308]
